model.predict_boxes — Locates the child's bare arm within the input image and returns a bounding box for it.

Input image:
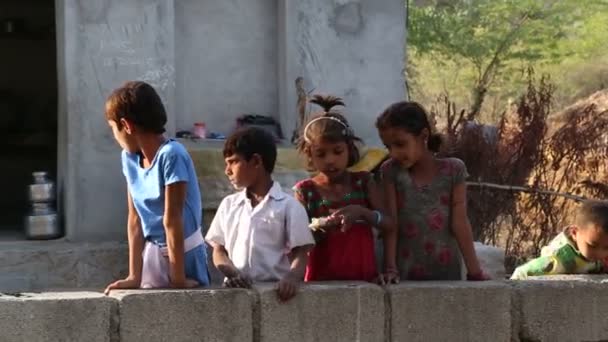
[127,191,144,281]
[367,177,396,232]
[277,200,315,301]
[210,242,251,288]
[287,245,312,279]
[277,245,313,301]
[164,182,188,287]
[294,189,325,242]
[379,178,399,280]
[104,190,144,294]
[210,242,239,278]
[451,182,485,278]
[331,177,395,232]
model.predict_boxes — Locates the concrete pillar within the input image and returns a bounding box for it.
[56,0,176,241]
[278,0,407,144]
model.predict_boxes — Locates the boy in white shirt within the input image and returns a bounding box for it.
[205,127,314,301]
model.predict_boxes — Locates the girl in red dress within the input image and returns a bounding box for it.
[293,95,398,283]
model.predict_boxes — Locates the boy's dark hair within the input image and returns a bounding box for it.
[376,101,442,153]
[576,200,608,233]
[223,127,277,173]
[297,94,362,170]
[105,81,167,134]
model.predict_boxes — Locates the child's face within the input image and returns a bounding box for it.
[570,224,608,262]
[108,120,138,153]
[309,139,349,180]
[224,153,260,190]
[379,127,427,168]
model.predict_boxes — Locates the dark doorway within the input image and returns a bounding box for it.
[0,0,57,239]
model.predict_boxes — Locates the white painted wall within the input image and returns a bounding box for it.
[279,0,407,144]
[56,0,406,241]
[58,0,175,241]
[175,0,278,136]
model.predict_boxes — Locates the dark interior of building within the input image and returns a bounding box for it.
[0,0,57,239]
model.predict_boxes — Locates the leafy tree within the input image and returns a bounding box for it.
[408,0,608,118]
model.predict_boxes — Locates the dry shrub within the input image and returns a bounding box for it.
[431,69,608,271]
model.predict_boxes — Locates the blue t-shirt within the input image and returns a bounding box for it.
[122,139,209,286]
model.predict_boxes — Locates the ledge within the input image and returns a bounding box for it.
[1,277,606,342]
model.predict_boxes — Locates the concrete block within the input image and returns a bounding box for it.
[256,282,385,342]
[114,288,253,342]
[0,241,128,292]
[0,243,78,292]
[514,278,608,342]
[76,242,128,288]
[527,274,608,282]
[389,281,511,342]
[0,292,117,342]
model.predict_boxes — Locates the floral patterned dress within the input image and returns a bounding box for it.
[380,158,468,280]
[293,172,377,282]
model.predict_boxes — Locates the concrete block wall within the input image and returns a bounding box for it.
[1,278,607,342]
[0,292,116,342]
[389,282,512,342]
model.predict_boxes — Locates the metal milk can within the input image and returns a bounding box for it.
[25,171,61,239]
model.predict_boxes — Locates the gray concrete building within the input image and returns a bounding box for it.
[0,0,406,290]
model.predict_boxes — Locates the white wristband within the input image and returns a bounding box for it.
[373,210,382,226]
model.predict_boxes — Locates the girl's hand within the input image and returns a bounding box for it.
[309,216,342,233]
[376,268,400,285]
[330,205,365,231]
[104,276,140,295]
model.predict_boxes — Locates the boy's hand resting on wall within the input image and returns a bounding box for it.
[224,273,252,288]
[276,272,299,302]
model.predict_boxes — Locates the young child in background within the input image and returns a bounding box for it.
[294,95,398,284]
[205,127,314,301]
[511,200,608,280]
[376,101,488,281]
[104,81,209,293]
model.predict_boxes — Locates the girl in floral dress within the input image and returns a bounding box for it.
[376,101,489,280]
[293,95,398,283]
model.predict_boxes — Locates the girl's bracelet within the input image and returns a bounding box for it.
[373,210,383,226]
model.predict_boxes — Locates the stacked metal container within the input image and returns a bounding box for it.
[25,171,60,239]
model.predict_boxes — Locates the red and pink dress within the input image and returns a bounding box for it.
[294,172,377,282]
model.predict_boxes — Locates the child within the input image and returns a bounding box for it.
[294,95,398,284]
[511,200,608,280]
[205,127,314,301]
[104,81,209,293]
[376,101,488,281]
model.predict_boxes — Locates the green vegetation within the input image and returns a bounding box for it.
[407,0,608,122]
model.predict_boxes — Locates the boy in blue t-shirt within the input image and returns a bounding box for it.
[104,81,209,293]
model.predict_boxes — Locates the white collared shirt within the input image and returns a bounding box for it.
[205,181,314,282]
